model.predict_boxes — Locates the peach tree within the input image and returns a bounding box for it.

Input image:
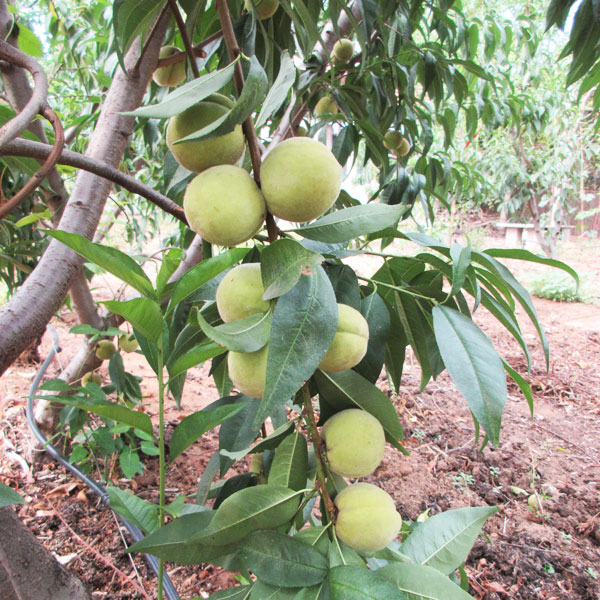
[0,0,586,599]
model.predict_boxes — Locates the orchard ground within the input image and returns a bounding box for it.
[1,229,599,599]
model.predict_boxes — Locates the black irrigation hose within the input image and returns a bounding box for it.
[26,325,180,600]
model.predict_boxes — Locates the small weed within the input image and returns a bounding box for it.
[451,472,474,494]
[412,428,426,442]
[489,465,501,479]
[586,567,598,580]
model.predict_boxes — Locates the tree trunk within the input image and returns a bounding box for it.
[0,507,91,600]
[0,9,169,376]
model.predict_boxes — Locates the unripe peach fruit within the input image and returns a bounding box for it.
[384,131,411,157]
[322,409,385,477]
[95,340,116,361]
[166,94,245,173]
[216,263,270,323]
[153,46,186,87]
[314,97,338,116]
[118,334,138,353]
[183,165,266,247]
[335,482,402,552]
[227,345,268,398]
[318,304,369,372]
[261,138,342,222]
[245,0,279,19]
[332,38,354,65]
[82,372,102,386]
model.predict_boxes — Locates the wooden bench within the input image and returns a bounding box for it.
[496,223,575,247]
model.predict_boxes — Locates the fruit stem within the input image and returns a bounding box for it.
[301,383,336,526]
[167,0,201,78]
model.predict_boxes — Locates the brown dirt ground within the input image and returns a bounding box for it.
[1,234,599,599]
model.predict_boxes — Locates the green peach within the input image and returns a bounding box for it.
[227,345,268,398]
[261,137,342,222]
[322,409,385,477]
[216,263,270,323]
[166,93,245,173]
[384,131,411,157]
[319,303,369,372]
[95,340,116,361]
[332,38,354,65]
[245,0,279,19]
[314,96,338,116]
[118,333,138,353]
[153,45,186,87]
[82,372,102,386]
[335,482,402,552]
[183,165,266,247]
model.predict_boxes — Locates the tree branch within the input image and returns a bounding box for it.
[0,39,48,148]
[0,104,65,220]
[167,0,201,78]
[0,137,187,223]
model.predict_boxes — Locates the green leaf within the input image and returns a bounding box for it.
[196,308,272,353]
[178,56,268,144]
[102,298,163,343]
[432,306,506,446]
[168,340,226,378]
[400,506,498,575]
[379,564,473,599]
[314,370,404,451]
[249,582,299,599]
[483,248,579,291]
[119,447,144,478]
[256,52,296,129]
[0,483,24,508]
[260,239,323,301]
[207,587,252,599]
[268,431,308,491]
[113,0,167,81]
[238,531,328,587]
[254,267,337,429]
[355,291,391,383]
[170,403,248,461]
[127,511,238,564]
[127,60,238,118]
[107,485,158,534]
[295,204,407,243]
[328,565,407,599]
[449,244,472,298]
[192,485,304,546]
[168,248,249,312]
[502,360,534,417]
[46,230,155,298]
[17,24,43,57]
[36,394,153,437]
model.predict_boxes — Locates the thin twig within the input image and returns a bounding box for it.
[0,137,187,223]
[156,30,222,68]
[302,383,336,523]
[167,0,201,78]
[0,40,49,148]
[215,0,262,184]
[46,499,153,600]
[0,104,64,219]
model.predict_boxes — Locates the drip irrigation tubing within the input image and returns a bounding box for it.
[26,324,180,600]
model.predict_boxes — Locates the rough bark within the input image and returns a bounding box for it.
[0,11,170,376]
[0,507,91,600]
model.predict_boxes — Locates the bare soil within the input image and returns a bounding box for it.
[1,236,599,599]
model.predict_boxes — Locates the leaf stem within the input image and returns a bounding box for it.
[301,383,336,526]
[356,274,438,303]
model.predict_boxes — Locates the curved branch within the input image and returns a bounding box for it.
[0,138,187,223]
[0,104,64,220]
[0,39,48,148]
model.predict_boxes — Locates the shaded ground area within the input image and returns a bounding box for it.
[1,237,599,599]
